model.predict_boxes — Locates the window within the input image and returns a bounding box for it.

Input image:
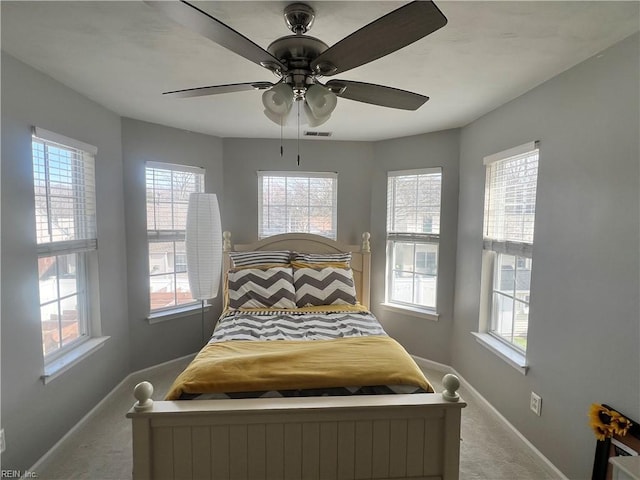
[482,142,539,354]
[146,162,204,313]
[32,127,98,361]
[258,171,337,239]
[386,168,442,312]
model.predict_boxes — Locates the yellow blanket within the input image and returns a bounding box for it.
[165,336,433,400]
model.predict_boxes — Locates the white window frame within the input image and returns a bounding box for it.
[384,168,442,317]
[475,141,539,373]
[145,161,205,317]
[257,171,338,239]
[32,127,107,382]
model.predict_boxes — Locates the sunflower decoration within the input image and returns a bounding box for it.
[589,404,633,441]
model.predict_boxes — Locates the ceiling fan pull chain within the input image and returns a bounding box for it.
[280,114,284,157]
[297,101,301,166]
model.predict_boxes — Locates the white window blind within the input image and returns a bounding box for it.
[146,162,205,241]
[387,168,441,238]
[483,143,539,248]
[32,132,97,254]
[258,171,337,239]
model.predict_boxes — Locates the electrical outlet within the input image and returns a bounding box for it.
[530,392,542,416]
[0,428,5,453]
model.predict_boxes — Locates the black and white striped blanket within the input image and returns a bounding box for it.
[209,308,387,343]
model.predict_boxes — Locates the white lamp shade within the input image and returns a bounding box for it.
[303,102,331,127]
[185,193,222,300]
[262,83,294,115]
[267,100,322,127]
[263,108,285,125]
[305,84,337,119]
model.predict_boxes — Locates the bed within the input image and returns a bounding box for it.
[128,232,465,480]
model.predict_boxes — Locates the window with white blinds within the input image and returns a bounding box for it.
[386,168,442,311]
[145,162,204,313]
[258,171,337,239]
[482,141,539,353]
[32,127,98,359]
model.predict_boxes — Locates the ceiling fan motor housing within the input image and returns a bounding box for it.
[267,34,329,92]
[267,35,328,68]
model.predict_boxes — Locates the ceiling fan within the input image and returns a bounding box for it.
[146,1,448,127]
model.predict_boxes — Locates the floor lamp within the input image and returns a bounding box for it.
[185,193,222,343]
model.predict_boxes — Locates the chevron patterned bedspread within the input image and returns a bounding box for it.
[166,306,434,400]
[208,306,386,343]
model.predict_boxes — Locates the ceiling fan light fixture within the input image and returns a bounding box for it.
[305,84,337,119]
[303,102,331,127]
[262,100,302,127]
[262,83,294,116]
[263,108,286,126]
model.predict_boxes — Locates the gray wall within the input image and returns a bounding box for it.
[370,130,460,364]
[222,138,374,246]
[1,53,129,470]
[121,118,224,371]
[452,33,640,478]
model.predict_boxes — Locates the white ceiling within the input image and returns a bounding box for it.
[1,1,638,141]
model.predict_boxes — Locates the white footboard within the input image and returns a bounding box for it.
[127,376,465,480]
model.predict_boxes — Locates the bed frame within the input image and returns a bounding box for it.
[128,232,465,480]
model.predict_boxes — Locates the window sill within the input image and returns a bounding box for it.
[42,336,110,384]
[471,332,529,375]
[380,302,439,322]
[147,302,210,324]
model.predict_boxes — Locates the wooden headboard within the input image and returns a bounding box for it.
[223,232,371,308]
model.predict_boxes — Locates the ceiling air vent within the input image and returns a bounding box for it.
[303,131,332,137]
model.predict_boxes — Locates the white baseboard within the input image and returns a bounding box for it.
[127,352,196,383]
[411,354,452,374]
[412,354,568,480]
[27,352,196,477]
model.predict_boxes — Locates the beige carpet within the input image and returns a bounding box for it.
[34,356,562,479]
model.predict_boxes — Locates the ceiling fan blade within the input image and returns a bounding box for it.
[325,80,428,110]
[311,1,447,77]
[146,1,287,73]
[163,81,274,98]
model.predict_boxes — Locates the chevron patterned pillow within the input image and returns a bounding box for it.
[293,266,358,307]
[228,267,296,309]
